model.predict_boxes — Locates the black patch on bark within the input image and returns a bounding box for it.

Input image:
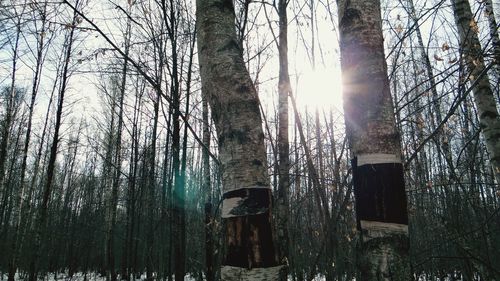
[487,130,500,140]
[218,128,251,146]
[218,39,240,53]
[211,0,235,13]
[205,202,212,215]
[223,188,270,216]
[352,157,408,228]
[222,0,235,11]
[341,8,361,27]
[224,212,277,268]
[252,159,263,166]
[480,110,499,120]
[237,84,250,94]
[491,155,500,162]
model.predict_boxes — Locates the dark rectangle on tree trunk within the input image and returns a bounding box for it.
[352,157,408,228]
[224,212,277,269]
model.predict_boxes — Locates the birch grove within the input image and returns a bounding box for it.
[0,0,499,280]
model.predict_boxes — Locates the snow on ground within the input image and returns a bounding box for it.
[0,272,198,281]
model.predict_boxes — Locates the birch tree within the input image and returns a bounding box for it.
[451,0,500,184]
[337,0,410,279]
[276,0,291,279]
[196,0,282,279]
[484,0,500,81]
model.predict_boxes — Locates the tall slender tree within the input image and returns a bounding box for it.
[484,0,500,80]
[451,0,500,184]
[202,98,214,281]
[105,17,131,280]
[276,1,291,279]
[163,1,186,279]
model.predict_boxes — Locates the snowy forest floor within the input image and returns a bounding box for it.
[0,272,202,281]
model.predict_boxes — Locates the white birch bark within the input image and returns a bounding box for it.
[452,0,500,184]
[337,0,410,279]
[197,0,270,194]
[196,0,281,279]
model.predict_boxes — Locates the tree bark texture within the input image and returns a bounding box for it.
[452,0,500,184]
[484,0,500,79]
[196,0,282,279]
[337,0,410,279]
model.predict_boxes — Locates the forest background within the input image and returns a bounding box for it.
[0,0,499,280]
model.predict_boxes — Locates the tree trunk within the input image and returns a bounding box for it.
[484,0,500,81]
[277,0,291,279]
[202,97,215,281]
[337,0,410,279]
[159,105,172,281]
[196,0,282,279]
[146,89,160,280]
[103,82,117,281]
[158,1,187,279]
[170,27,185,281]
[176,27,194,281]
[106,19,130,281]
[451,0,500,184]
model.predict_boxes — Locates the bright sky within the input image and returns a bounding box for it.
[295,66,344,112]
[4,0,496,132]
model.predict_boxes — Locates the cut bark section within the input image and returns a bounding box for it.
[222,188,271,218]
[353,157,408,227]
[225,211,276,268]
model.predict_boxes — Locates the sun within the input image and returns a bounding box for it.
[294,66,344,112]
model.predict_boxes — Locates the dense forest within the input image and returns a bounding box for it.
[0,0,499,280]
